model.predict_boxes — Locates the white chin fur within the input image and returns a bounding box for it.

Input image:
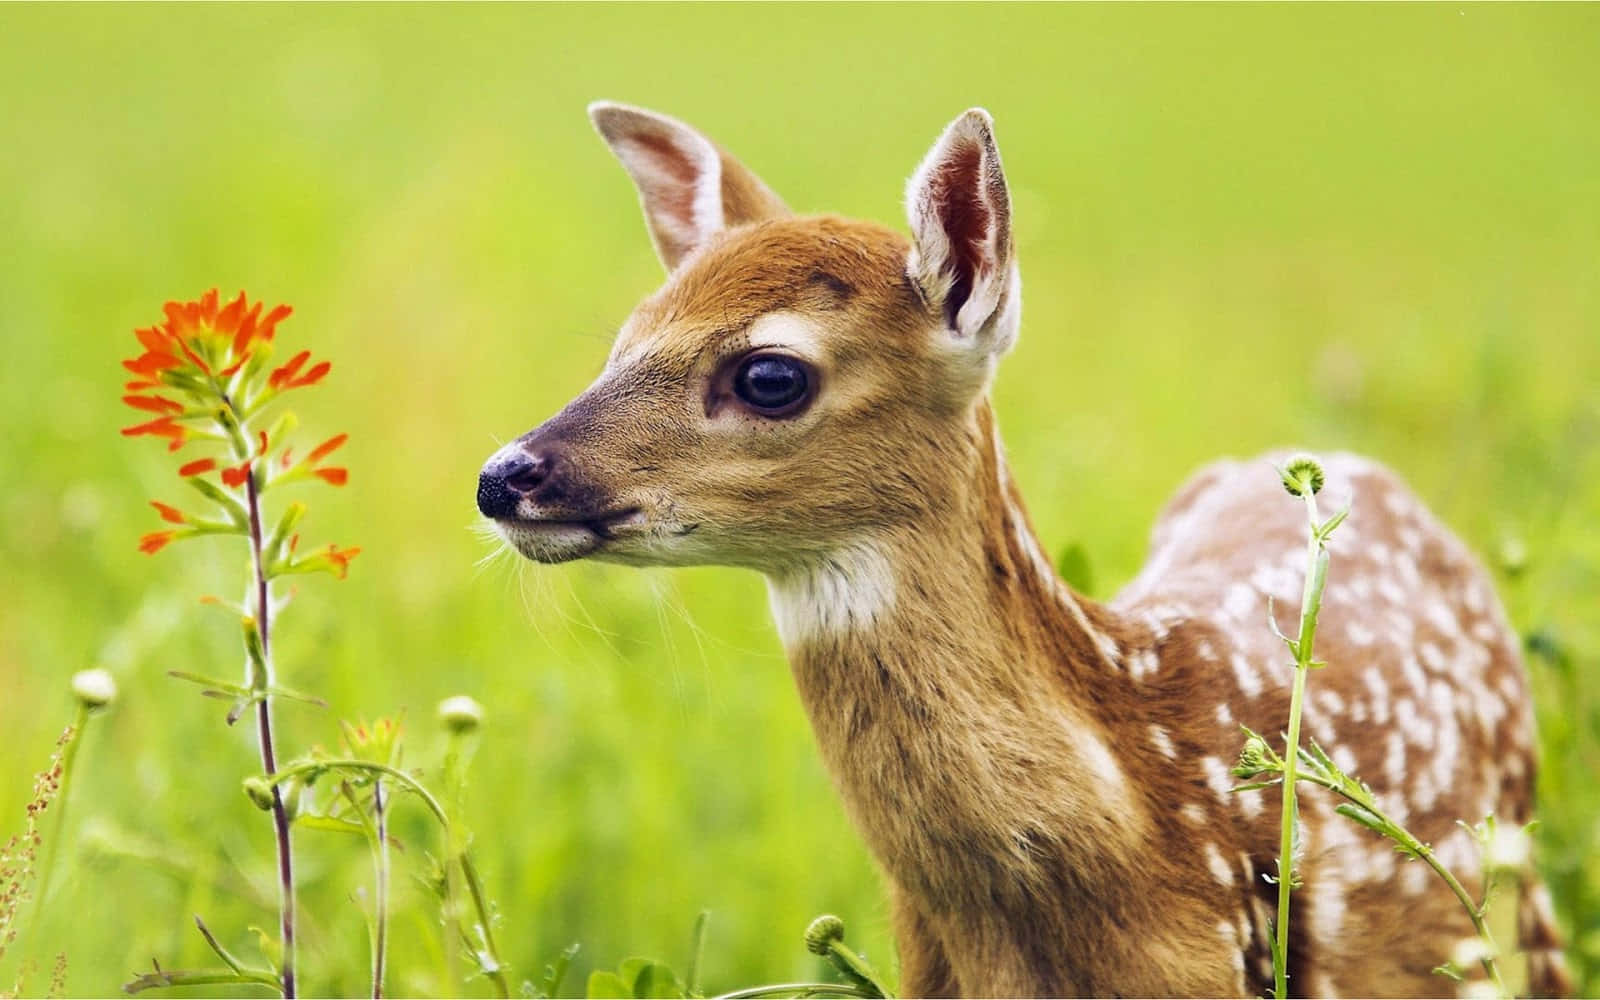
[495,520,603,564]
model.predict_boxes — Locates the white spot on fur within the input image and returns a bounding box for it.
[1315,688,1346,718]
[1363,668,1393,725]
[1401,858,1431,895]
[1129,648,1162,681]
[1310,877,1347,944]
[1231,653,1264,699]
[1384,730,1408,787]
[1202,756,1234,802]
[1223,583,1257,621]
[1181,802,1208,825]
[767,543,896,646]
[1332,744,1359,776]
[1204,843,1235,886]
[1215,700,1235,729]
[1148,725,1177,759]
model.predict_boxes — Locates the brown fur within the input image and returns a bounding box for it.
[484,107,1570,997]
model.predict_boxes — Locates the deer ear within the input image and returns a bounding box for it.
[905,109,1020,352]
[589,101,790,273]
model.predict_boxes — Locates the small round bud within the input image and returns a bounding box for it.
[437,695,484,733]
[1280,456,1325,498]
[1232,735,1274,779]
[242,776,276,811]
[72,669,118,710]
[804,914,845,956]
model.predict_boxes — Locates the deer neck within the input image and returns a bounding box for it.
[765,402,1149,910]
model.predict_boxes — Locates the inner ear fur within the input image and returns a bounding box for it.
[905,108,1018,347]
[589,101,790,272]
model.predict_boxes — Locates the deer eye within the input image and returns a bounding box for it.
[732,354,811,415]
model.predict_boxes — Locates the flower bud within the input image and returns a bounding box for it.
[1280,456,1325,498]
[437,695,484,734]
[72,669,118,710]
[804,914,845,956]
[242,776,276,811]
[1232,735,1274,779]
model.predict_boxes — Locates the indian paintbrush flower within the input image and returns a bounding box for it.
[120,289,358,579]
[118,289,363,998]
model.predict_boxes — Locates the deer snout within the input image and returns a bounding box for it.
[476,447,556,519]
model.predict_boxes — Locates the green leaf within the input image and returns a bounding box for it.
[619,958,653,993]
[587,970,631,999]
[1334,803,1388,836]
[634,962,685,998]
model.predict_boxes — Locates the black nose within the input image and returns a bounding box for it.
[477,450,554,518]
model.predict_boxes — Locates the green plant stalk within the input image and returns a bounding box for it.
[1293,764,1508,992]
[243,446,297,999]
[713,985,876,1000]
[124,967,283,993]
[442,730,508,999]
[264,758,509,998]
[1273,488,1329,999]
[371,779,388,1000]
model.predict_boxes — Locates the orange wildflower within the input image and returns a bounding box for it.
[301,433,350,486]
[139,531,177,554]
[325,545,361,579]
[268,351,331,391]
[221,461,253,488]
[150,501,186,525]
[178,457,217,478]
[123,394,184,415]
[119,289,297,415]
[120,415,188,451]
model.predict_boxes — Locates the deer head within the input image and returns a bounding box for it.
[477,103,1021,578]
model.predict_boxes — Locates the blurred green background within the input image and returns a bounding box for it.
[2,4,1597,996]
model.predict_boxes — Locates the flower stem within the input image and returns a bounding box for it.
[1293,764,1508,992]
[371,780,388,1000]
[1274,486,1331,999]
[244,459,296,998]
[265,758,508,997]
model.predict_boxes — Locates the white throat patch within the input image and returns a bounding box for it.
[766,542,897,648]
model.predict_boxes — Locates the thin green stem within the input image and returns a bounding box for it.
[264,758,508,997]
[244,447,296,999]
[714,985,875,1000]
[1295,768,1508,992]
[371,780,389,1000]
[124,967,283,994]
[459,854,510,998]
[1274,664,1307,999]
[1273,485,1330,999]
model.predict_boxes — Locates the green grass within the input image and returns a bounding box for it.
[1,4,1597,995]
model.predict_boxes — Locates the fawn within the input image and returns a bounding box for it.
[477,103,1569,997]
